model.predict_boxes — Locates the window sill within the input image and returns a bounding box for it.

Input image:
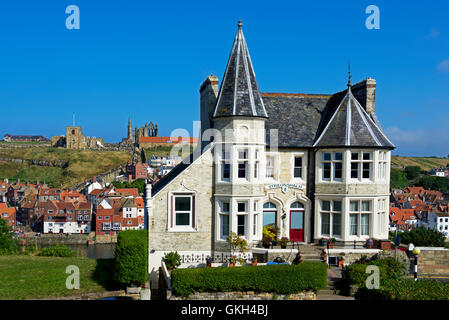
[168,228,198,233]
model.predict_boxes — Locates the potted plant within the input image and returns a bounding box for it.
[319,237,328,246]
[366,238,374,249]
[206,256,212,268]
[251,257,258,266]
[228,256,236,267]
[337,254,345,267]
[279,237,289,249]
[327,238,335,249]
[262,226,275,248]
[162,251,181,270]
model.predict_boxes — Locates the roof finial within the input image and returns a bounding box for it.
[347,60,352,88]
[238,20,243,29]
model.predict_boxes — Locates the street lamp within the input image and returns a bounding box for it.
[412,246,421,282]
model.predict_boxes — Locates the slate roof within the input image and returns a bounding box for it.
[263,93,331,148]
[312,85,394,149]
[213,21,268,119]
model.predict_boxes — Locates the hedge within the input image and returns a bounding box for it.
[342,258,407,288]
[355,279,449,300]
[171,261,327,297]
[113,230,148,286]
[342,258,407,289]
[38,245,75,257]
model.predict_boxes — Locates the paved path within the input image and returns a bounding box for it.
[316,267,355,300]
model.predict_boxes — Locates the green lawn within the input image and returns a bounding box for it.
[0,256,117,300]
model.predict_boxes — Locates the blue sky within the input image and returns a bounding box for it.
[0,0,448,157]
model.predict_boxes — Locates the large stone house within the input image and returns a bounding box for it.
[147,21,394,285]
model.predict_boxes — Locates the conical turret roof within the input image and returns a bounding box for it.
[212,21,268,118]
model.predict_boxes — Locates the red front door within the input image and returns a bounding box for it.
[290,210,304,242]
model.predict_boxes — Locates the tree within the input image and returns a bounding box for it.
[390,168,408,189]
[0,219,18,255]
[404,166,421,180]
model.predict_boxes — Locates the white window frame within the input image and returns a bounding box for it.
[350,151,373,181]
[236,201,248,237]
[221,150,231,182]
[321,151,343,182]
[319,200,342,237]
[349,199,372,237]
[168,193,197,232]
[237,149,248,180]
[218,200,230,240]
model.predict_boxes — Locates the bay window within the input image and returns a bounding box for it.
[350,151,373,180]
[322,152,343,181]
[320,200,342,237]
[378,151,388,180]
[238,150,248,179]
[219,201,230,239]
[349,199,372,236]
[221,150,230,181]
[237,201,247,236]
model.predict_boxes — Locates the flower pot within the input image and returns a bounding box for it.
[262,243,270,249]
[229,263,235,267]
[281,244,287,249]
[327,243,333,249]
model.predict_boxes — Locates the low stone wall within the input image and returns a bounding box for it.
[20,234,89,246]
[169,291,316,300]
[326,249,381,266]
[417,248,449,276]
[95,234,118,244]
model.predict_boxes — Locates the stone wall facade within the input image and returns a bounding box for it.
[169,290,316,300]
[417,248,449,276]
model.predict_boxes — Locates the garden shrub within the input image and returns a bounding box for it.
[113,230,148,287]
[342,257,407,289]
[400,228,446,247]
[355,279,449,300]
[162,252,181,270]
[171,261,327,298]
[0,219,18,255]
[38,245,75,257]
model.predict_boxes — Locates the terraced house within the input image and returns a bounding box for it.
[147,21,395,285]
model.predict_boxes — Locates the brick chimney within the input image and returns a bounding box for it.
[200,75,219,139]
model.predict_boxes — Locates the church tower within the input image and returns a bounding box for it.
[128,117,133,142]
